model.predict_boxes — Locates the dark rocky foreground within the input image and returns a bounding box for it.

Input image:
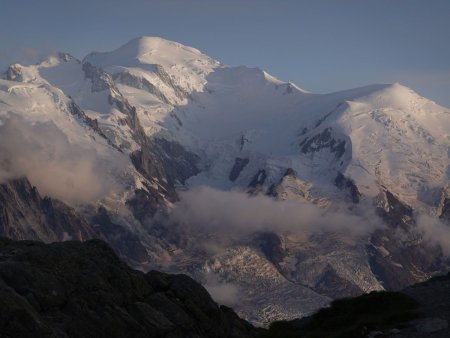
[263,273,450,338]
[0,237,448,338]
[0,238,258,338]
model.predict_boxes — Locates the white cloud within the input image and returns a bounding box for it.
[0,114,128,204]
[203,272,242,306]
[416,214,450,256]
[170,185,382,237]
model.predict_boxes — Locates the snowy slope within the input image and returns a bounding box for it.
[33,49,450,212]
[322,84,449,211]
[82,38,450,212]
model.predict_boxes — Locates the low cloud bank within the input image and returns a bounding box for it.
[0,114,128,204]
[170,185,382,237]
[169,186,450,258]
[203,273,242,306]
[417,214,450,256]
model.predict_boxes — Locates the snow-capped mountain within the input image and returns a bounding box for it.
[1,36,449,325]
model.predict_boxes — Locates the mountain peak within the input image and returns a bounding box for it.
[124,36,204,57]
[358,82,430,110]
[39,52,80,67]
[84,36,219,69]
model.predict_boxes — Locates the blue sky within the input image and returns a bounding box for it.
[1,0,449,106]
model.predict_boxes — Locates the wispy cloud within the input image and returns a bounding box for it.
[170,185,382,237]
[203,272,242,306]
[0,114,128,204]
[0,46,57,71]
[416,214,450,256]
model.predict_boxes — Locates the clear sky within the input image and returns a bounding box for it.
[1,0,449,106]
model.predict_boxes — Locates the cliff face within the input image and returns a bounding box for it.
[0,178,96,242]
[0,178,167,266]
[0,238,258,338]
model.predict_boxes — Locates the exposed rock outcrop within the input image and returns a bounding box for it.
[229,157,250,182]
[299,127,346,160]
[334,172,361,203]
[0,178,95,242]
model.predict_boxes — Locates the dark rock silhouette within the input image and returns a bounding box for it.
[0,238,258,338]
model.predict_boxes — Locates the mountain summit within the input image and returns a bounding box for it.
[85,36,216,67]
[84,36,220,97]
